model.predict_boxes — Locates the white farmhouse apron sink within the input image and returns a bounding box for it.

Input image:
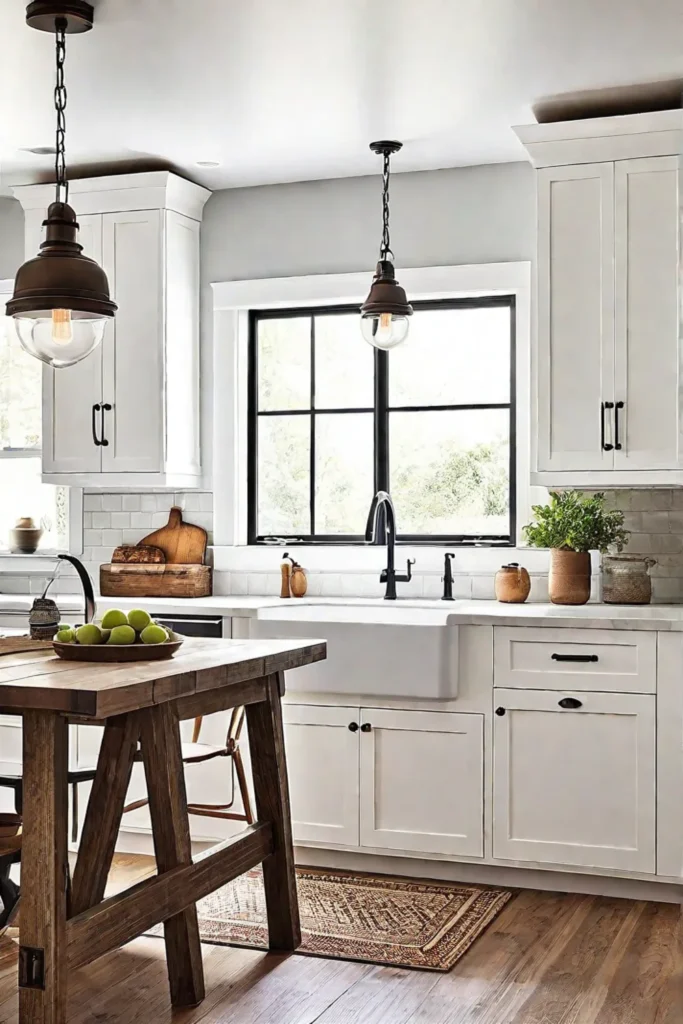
[253,603,459,700]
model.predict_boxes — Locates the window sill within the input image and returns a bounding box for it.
[0,552,65,575]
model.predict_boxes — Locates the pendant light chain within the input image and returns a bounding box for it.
[54,17,68,204]
[380,150,393,262]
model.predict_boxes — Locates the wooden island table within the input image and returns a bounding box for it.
[0,636,326,1024]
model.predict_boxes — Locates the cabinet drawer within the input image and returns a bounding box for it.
[494,627,655,693]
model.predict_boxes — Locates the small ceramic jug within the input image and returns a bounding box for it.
[495,563,531,603]
[290,561,308,598]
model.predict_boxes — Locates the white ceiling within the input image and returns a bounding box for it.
[0,0,681,194]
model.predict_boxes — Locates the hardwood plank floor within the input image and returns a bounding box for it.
[0,854,680,1023]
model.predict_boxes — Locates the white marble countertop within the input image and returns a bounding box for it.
[3,592,683,630]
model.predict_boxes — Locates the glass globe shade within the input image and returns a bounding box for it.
[7,311,106,369]
[360,312,410,351]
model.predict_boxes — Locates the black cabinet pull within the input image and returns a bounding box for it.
[601,401,614,451]
[558,697,583,710]
[100,403,112,447]
[348,722,359,732]
[614,401,624,451]
[91,404,102,446]
[360,723,372,733]
[495,707,506,716]
[551,653,598,663]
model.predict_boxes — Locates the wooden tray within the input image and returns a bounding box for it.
[100,563,211,598]
[53,639,184,663]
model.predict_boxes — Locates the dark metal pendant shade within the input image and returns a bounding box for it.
[360,260,413,319]
[6,202,116,320]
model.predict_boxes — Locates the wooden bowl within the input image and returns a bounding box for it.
[52,639,184,663]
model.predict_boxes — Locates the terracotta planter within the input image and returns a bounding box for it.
[548,549,591,605]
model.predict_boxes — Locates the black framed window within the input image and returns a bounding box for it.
[248,296,516,545]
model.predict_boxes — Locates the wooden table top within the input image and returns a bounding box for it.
[0,637,326,718]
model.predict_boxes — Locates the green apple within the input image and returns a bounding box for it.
[127,608,151,632]
[101,609,128,630]
[55,627,75,644]
[76,624,102,646]
[107,625,136,645]
[140,624,169,645]
[100,629,111,643]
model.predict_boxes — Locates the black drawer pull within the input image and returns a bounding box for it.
[495,707,506,717]
[360,723,372,733]
[614,400,624,451]
[100,403,112,447]
[551,653,598,663]
[348,722,359,732]
[601,401,614,451]
[558,697,583,710]
[91,403,102,446]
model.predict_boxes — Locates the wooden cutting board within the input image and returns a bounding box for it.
[138,506,207,565]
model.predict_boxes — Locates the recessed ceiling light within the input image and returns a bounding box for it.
[21,146,57,156]
[196,160,220,168]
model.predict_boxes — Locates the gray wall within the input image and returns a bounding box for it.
[0,198,24,279]
[201,161,534,283]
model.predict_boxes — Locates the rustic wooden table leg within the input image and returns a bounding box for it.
[70,714,139,916]
[245,672,301,951]
[139,702,205,1007]
[19,711,69,1024]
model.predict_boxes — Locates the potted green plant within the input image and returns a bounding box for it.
[523,491,629,605]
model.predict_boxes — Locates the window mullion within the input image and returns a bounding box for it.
[374,349,389,493]
[309,315,316,536]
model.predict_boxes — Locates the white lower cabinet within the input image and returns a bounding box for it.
[282,704,360,847]
[359,709,483,857]
[283,704,484,858]
[493,688,656,873]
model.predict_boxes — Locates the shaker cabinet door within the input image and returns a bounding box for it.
[614,156,681,470]
[536,163,615,472]
[100,210,164,473]
[282,704,360,847]
[493,688,655,873]
[359,709,483,857]
[42,212,104,475]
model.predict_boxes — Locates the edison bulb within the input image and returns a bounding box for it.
[7,313,106,369]
[361,312,410,351]
[51,308,73,345]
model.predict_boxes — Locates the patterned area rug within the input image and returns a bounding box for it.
[186,867,513,971]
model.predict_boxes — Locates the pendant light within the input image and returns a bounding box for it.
[6,2,116,369]
[360,141,412,351]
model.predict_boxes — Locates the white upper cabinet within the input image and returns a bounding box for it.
[516,111,682,486]
[14,172,210,488]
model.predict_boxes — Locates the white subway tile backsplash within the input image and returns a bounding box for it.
[83,494,102,513]
[640,512,671,535]
[101,494,123,512]
[91,512,109,530]
[130,513,152,529]
[151,511,171,527]
[229,574,249,596]
[101,529,122,548]
[199,493,213,513]
[83,530,102,548]
[471,575,496,600]
[122,495,141,512]
[140,495,158,513]
[109,512,130,529]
